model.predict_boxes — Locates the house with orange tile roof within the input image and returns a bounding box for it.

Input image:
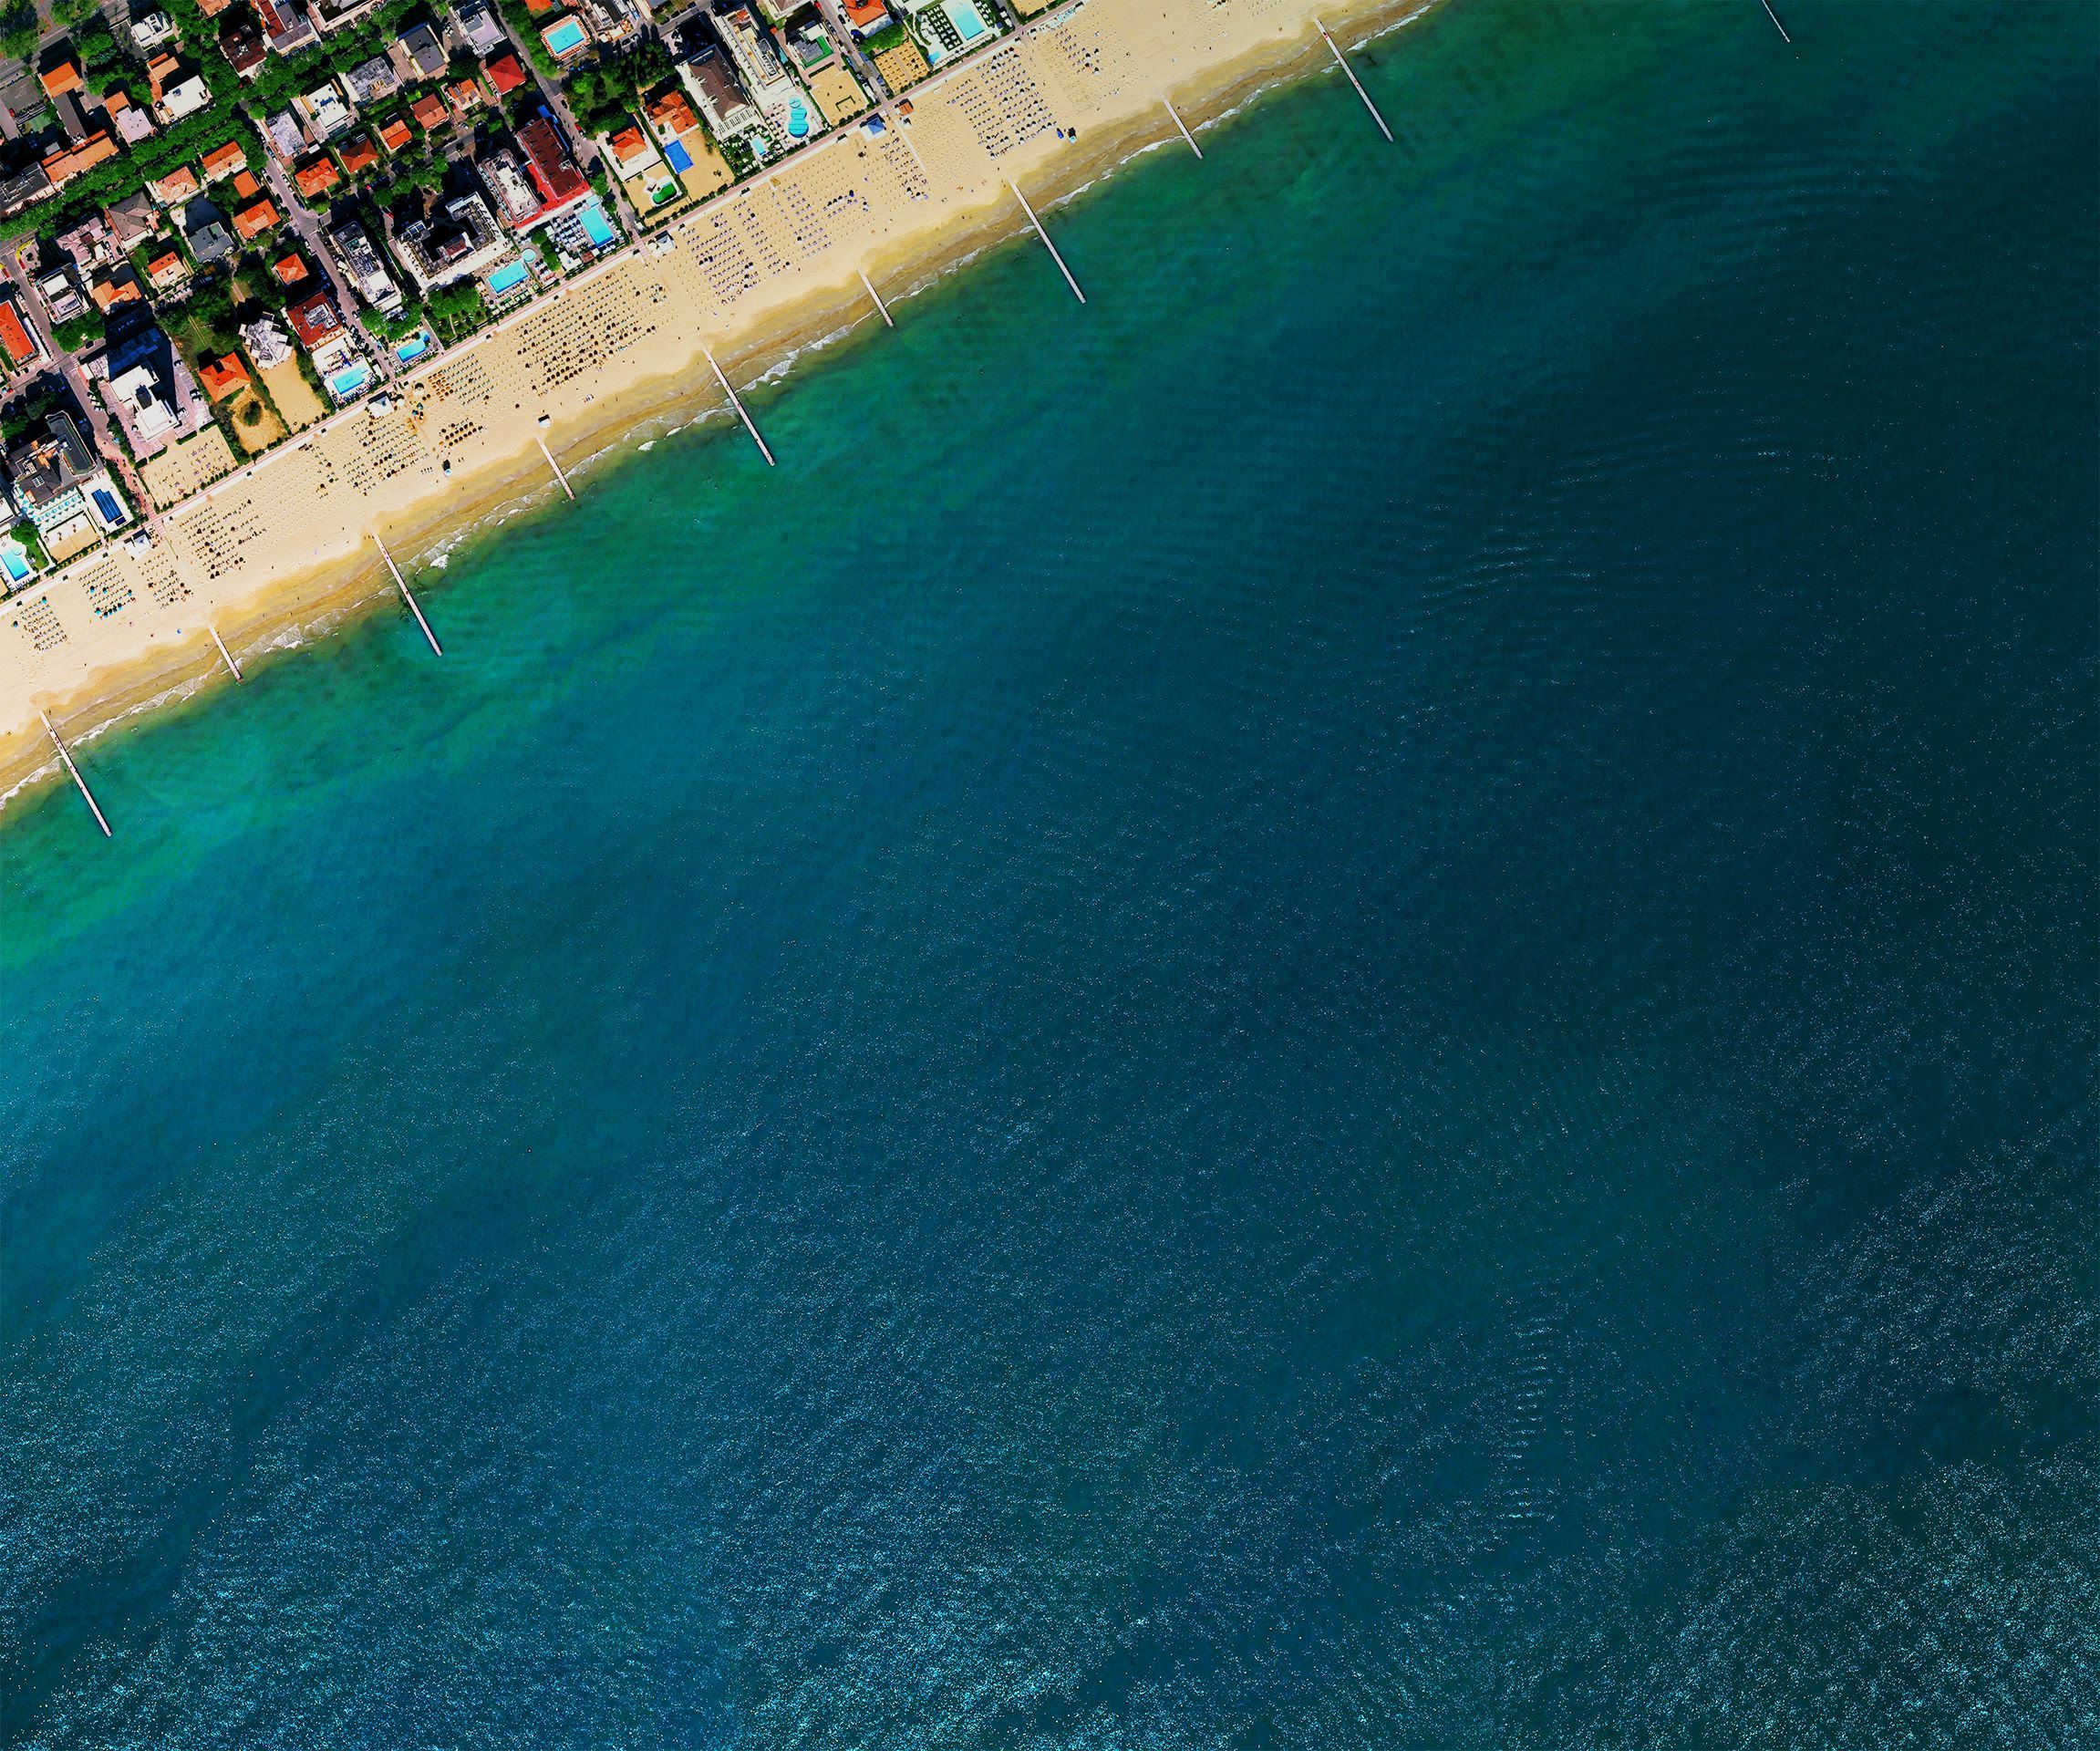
[41,131,119,187]
[409,90,450,130]
[145,247,190,291]
[604,123,657,177]
[89,268,144,313]
[234,198,280,241]
[273,250,309,283]
[197,351,251,400]
[38,53,82,98]
[646,87,698,139]
[202,140,247,181]
[841,0,889,29]
[0,293,43,370]
[148,163,202,204]
[377,114,414,153]
[448,76,482,115]
[293,154,340,198]
[232,168,262,200]
[484,49,527,95]
[337,133,378,175]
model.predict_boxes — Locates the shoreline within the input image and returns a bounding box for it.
[0,0,1434,824]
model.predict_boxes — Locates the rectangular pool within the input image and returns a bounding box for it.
[486,259,530,295]
[943,0,988,42]
[579,200,616,250]
[664,139,693,173]
[327,362,372,399]
[92,489,124,525]
[394,331,430,363]
[542,16,586,55]
[0,543,30,585]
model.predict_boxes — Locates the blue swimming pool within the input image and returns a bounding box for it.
[91,489,123,524]
[542,16,585,54]
[787,98,810,139]
[664,139,693,173]
[579,200,616,249]
[327,361,371,399]
[486,259,529,295]
[944,0,987,41]
[394,330,429,363]
[0,541,30,584]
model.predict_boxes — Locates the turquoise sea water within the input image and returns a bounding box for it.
[4,3,2095,1744]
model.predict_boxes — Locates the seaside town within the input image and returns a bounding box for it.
[0,0,1037,586]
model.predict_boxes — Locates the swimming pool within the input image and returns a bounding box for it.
[91,488,124,525]
[394,330,430,363]
[943,0,988,42]
[0,540,31,585]
[787,98,810,139]
[541,16,586,55]
[327,361,372,399]
[664,139,693,173]
[486,259,530,295]
[579,201,616,250]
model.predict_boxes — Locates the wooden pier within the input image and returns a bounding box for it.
[374,533,442,656]
[536,436,576,502]
[1008,179,1087,305]
[860,268,895,327]
[706,348,777,467]
[1319,21,1393,143]
[40,708,109,837]
[1164,97,1203,160]
[208,621,242,681]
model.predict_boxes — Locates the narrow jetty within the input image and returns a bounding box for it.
[860,268,895,327]
[374,533,443,656]
[536,435,576,502]
[1319,21,1393,142]
[1008,179,1087,305]
[705,348,777,466]
[1758,0,1792,44]
[40,708,109,836]
[1164,97,1203,159]
[208,622,242,681]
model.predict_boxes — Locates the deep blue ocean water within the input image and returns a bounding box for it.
[4,3,2095,1744]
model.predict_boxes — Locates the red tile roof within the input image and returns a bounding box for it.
[39,57,82,97]
[150,164,202,202]
[378,115,414,152]
[233,198,279,240]
[338,134,378,175]
[198,351,250,399]
[0,300,36,367]
[273,251,308,283]
[647,89,698,136]
[448,77,482,112]
[233,168,262,199]
[485,51,527,95]
[294,155,339,197]
[202,140,246,180]
[285,291,341,347]
[518,116,587,209]
[410,91,450,130]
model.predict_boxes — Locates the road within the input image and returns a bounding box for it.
[262,155,398,384]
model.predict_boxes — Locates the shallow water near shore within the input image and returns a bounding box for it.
[3,3,2095,1745]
